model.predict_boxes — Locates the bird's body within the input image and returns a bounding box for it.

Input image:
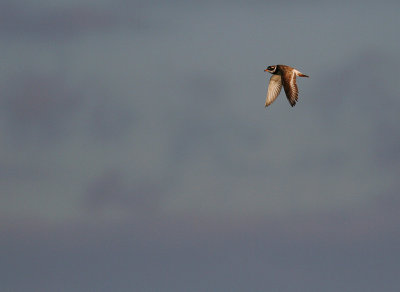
[264,64,309,107]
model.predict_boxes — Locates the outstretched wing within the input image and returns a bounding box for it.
[265,74,282,107]
[282,71,299,107]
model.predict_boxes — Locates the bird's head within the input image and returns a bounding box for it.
[264,65,277,74]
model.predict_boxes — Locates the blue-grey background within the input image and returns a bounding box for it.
[1,0,400,291]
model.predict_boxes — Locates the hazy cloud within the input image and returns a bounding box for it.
[0,1,156,39]
[1,72,83,141]
[84,169,164,219]
[1,0,400,291]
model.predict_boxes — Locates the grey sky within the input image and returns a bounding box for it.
[1,0,400,291]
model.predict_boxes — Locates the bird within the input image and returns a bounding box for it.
[264,64,309,107]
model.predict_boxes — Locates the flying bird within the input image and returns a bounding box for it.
[264,65,309,107]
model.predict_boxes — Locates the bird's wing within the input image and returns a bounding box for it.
[282,70,299,107]
[265,74,282,107]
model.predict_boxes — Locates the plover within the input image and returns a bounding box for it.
[264,65,309,107]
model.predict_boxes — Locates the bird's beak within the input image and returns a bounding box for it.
[264,69,268,72]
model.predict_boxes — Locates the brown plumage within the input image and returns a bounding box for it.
[264,64,309,107]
